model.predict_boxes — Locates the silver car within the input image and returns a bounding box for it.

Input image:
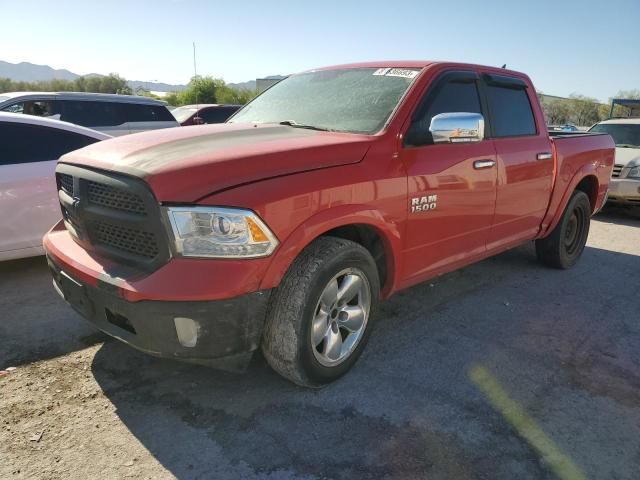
[0,92,178,136]
[590,118,640,207]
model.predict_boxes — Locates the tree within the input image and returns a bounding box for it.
[215,83,258,104]
[172,76,218,104]
[0,73,132,95]
[79,73,131,94]
[615,89,640,99]
[0,72,257,105]
[164,91,180,106]
[539,95,572,125]
[549,100,572,124]
[163,76,258,106]
[567,94,602,127]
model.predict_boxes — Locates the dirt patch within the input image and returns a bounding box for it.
[0,346,168,479]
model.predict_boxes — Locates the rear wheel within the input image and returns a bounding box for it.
[261,237,380,387]
[536,190,591,269]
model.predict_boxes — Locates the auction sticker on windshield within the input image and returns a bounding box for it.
[373,68,420,78]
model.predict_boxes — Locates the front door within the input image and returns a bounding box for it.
[400,71,498,286]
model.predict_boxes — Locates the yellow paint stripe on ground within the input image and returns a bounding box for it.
[469,365,587,480]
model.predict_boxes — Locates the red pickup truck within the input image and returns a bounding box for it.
[44,61,615,387]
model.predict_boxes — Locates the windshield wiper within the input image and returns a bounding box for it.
[616,144,640,148]
[278,120,333,132]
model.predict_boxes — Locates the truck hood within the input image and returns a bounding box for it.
[614,147,640,167]
[60,123,372,202]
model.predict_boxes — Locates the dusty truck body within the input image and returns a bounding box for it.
[44,61,615,386]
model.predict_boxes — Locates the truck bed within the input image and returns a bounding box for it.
[540,132,615,235]
[548,131,605,139]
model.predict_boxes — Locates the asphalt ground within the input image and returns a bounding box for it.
[1,205,639,479]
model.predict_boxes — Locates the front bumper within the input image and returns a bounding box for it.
[45,235,272,372]
[607,178,640,205]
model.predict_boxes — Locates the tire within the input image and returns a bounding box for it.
[261,236,380,387]
[535,190,591,269]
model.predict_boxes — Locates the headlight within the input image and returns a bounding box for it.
[628,166,640,179]
[165,206,278,258]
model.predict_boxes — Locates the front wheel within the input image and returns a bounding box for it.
[261,237,380,387]
[536,190,591,269]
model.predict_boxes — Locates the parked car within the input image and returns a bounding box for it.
[171,104,242,126]
[0,113,109,261]
[0,92,178,136]
[590,117,640,207]
[44,61,614,387]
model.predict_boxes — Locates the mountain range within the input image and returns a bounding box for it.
[0,60,281,92]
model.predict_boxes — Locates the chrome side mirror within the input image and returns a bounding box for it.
[429,112,485,144]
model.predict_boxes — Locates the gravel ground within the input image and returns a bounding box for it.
[1,206,639,480]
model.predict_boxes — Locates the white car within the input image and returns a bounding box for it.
[0,92,178,136]
[0,113,110,261]
[590,118,640,207]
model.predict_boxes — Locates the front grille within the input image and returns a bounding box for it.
[57,173,74,195]
[55,165,170,271]
[87,181,146,215]
[62,205,83,236]
[612,164,624,178]
[93,222,159,258]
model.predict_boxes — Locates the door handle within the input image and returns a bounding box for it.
[473,160,496,169]
[537,152,553,160]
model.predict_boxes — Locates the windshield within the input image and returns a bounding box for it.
[590,123,640,148]
[0,96,9,104]
[229,67,422,134]
[171,106,198,123]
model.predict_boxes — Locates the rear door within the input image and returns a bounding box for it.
[400,70,498,284]
[0,122,99,254]
[481,74,554,250]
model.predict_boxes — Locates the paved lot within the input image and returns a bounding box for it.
[1,206,639,480]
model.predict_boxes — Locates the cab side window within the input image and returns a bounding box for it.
[406,78,482,146]
[0,122,99,165]
[485,85,536,137]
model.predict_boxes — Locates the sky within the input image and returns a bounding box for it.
[1,0,638,102]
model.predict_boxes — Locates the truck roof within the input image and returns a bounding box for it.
[310,60,527,78]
